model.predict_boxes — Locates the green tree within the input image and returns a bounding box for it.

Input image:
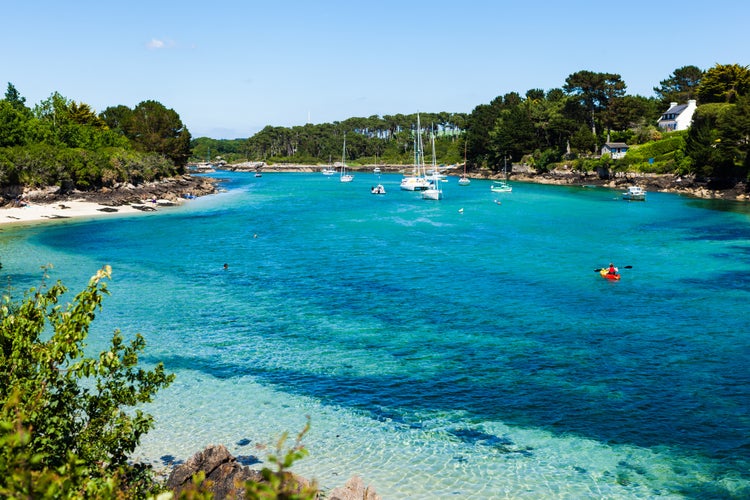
[563,70,627,138]
[4,82,28,112]
[696,63,750,104]
[489,104,536,166]
[0,266,175,497]
[0,101,30,147]
[127,100,192,168]
[718,93,750,179]
[465,97,505,168]
[654,65,704,105]
[100,104,134,136]
[684,103,735,180]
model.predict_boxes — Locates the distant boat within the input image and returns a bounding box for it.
[623,186,646,201]
[490,156,512,193]
[322,162,336,176]
[401,113,432,191]
[322,155,336,175]
[373,167,381,174]
[371,184,386,195]
[490,181,512,193]
[459,141,470,185]
[340,135,354,183]
[422,126,443,200]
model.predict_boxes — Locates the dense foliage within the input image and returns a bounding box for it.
[191,63,749,184]
[4,62,749,193]
[191,112,466,167]
[0,84,191,193]
[0,266,174,497]
[0,268,320,498]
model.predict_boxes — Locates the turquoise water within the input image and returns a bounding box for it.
[2,172,750,498]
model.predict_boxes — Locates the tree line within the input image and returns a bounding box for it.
[194,63,750,186]
[2,62,748,195]
[0,85,191,193]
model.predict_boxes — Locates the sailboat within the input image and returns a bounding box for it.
[422,126,443,200]
[490,155,512,193]
[458,141,470,185]
[340,134,353,183]
[322,155,336,176]
[400,114,432,191]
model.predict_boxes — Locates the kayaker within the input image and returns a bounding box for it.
[607,263,618,275]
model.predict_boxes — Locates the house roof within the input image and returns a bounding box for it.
[603,142,628,148]
[664,104,688,115]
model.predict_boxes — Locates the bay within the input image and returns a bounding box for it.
[2,172,749,498]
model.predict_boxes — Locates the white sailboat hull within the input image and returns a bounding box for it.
[422,188,442,200]
[400,177,431,191]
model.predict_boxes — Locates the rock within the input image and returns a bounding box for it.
[166,445,263,499]
[328,475,381,500]
[165,445,316,500]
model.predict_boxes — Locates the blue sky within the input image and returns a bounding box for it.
[3,1,748,139]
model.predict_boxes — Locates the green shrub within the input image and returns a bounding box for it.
[0,266,174,498]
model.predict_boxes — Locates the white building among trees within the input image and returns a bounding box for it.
[657,99,697,131]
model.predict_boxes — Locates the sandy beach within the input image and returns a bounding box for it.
[0,174,218,226]
[0,199,176,226]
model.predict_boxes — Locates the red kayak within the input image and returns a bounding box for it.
[600,269,620,280]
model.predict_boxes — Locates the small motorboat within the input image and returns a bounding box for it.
[371,184,386,195]
[623,186,646,201]
[490,181,512,193]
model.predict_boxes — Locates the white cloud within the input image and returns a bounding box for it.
[146,38,175,50]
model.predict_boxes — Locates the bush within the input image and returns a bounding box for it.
[0,266,174,498]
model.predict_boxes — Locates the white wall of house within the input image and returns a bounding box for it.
[675,99,697,130]
[658,99,697,131]
[601,143,628,159]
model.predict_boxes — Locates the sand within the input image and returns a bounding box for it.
[0,199,176,226]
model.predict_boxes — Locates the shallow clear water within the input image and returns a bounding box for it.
[2,172,749,498]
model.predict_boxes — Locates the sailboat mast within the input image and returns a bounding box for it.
[431,124,437,169]
[415,113,422,175]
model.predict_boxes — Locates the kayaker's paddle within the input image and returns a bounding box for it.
[594,265,632,272]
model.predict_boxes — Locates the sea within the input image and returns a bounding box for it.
[2,171,749,499]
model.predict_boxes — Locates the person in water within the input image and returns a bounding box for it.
[607,263,618,275]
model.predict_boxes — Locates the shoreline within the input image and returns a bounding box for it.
[0,199,181,226]
[0,174,218,227]
[2,168,747,228]
[221,162,750,202]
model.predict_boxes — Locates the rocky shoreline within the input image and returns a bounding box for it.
[218,162,750,202]
[2,174,219,208]
[6,166,746,218]
[499,165,750,202]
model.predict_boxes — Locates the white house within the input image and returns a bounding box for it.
[657,99,697,131]
[601,142,629,159]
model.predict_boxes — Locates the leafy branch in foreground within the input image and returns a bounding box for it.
[244,418,319,500]
[0,265,175,498]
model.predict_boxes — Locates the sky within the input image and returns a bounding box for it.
[2,0,749,139]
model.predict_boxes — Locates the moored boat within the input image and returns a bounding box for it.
[490,181,512,193]
[340,135,354,183]
[623,186,646,201]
